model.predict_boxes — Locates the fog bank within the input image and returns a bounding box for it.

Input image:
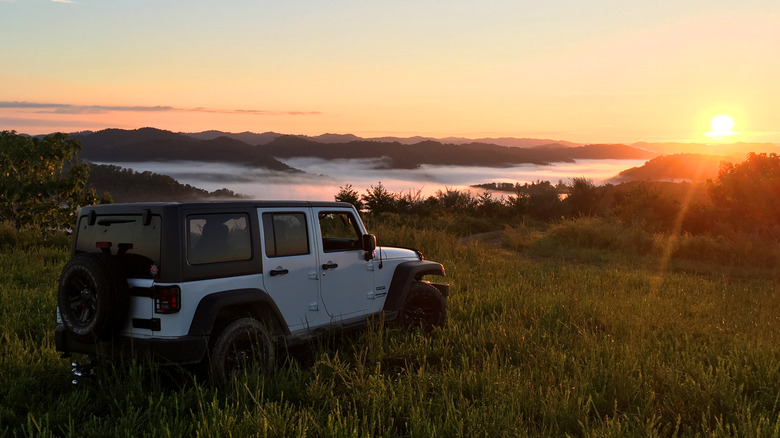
[96,158,647,201]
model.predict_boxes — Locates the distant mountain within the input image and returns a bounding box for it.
[631,141,779,157]
[441,137,582,148]
[311,133,364,143]
[185,130,285,145]
[182,130,582,148]
[74,128,297,171]
[609,153,728,183]
[258,136,655,169]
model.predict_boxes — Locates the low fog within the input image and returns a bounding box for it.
[98,158,648,200]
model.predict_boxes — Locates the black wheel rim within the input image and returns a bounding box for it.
[225,331,266,377]
[64,271,98,327]
[406,295,440,330]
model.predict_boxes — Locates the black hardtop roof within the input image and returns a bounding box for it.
[79,200,356,214]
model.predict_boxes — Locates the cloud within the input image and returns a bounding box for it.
[0,101,321,116]
[51,0,76,3]
[0,117,115,129]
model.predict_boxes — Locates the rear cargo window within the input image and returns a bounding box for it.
[75,214,162,278]
[187,213,251,264]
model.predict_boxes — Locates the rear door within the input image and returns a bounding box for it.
[259,208,325,331]
[313,208,376,319]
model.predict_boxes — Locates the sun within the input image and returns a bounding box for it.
[706,115,737,138]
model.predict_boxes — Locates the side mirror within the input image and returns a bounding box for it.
[362,234,376,260]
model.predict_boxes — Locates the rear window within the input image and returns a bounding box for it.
[187,213,252,264]
[75,213,162,278]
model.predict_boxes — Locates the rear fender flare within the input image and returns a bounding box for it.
[188,289,289,337]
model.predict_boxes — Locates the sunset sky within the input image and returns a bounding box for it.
[1,0,778,144]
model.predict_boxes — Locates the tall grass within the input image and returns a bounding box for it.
[2,219,779,436]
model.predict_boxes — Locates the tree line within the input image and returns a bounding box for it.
[337,152,780,240]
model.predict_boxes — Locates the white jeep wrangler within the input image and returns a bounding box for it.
[55,201,448,381]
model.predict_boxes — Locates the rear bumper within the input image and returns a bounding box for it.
[55,324,208,365]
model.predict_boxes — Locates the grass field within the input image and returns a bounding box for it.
[1,218,779,437]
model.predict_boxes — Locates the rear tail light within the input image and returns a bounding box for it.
[154,286,181,314]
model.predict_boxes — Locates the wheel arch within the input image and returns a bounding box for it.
[382,260,446,314]
[188,289,289,340]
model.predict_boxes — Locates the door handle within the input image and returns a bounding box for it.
[322,262,338,270]
[269,268,289,276]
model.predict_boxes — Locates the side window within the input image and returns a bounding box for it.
[319,211,361,252]
[187,213,251,264]
[262,212,310,257]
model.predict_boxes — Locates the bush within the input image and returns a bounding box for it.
[0,221,71,250]
[667,232,780,268]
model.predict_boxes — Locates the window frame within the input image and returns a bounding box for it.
[186,212,252,265]
[262,212,311,258]
[318,210,363,253]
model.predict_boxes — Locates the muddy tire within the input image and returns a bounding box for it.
[400,282,447,332]
[57,253,128,342]
[209,318,274,383]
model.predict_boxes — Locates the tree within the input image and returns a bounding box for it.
[435,187,476,213]
[476,190,502,217]
[526,180,562,220]
[708,152,780,236]
[0,131,96,231]
[614,182,679,232]
[362,182,396,215]
[565,177,601,217]
[335,183,363,210]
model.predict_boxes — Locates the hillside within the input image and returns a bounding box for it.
[631,141,779,157]
[73,128,297,171]
[87,163,246,202]
[3,218,779,436]
[610,154,728,183]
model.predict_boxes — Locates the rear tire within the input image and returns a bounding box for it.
[57,253,128,342]
[209,318,274,383]
[400,282,447,332]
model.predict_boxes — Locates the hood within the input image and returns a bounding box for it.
[378,246,422,261]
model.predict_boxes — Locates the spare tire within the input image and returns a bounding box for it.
[57,253,128,342]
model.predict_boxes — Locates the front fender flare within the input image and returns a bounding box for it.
[382,261,447,314]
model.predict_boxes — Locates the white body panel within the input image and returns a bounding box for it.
[120,274,264,339]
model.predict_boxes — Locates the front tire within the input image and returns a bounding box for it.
[209,318,274,383]
[400,282,447,332]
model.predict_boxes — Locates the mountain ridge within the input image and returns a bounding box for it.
[182,130,583,148]
[73,128,297,171]
[70,127,657,170]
